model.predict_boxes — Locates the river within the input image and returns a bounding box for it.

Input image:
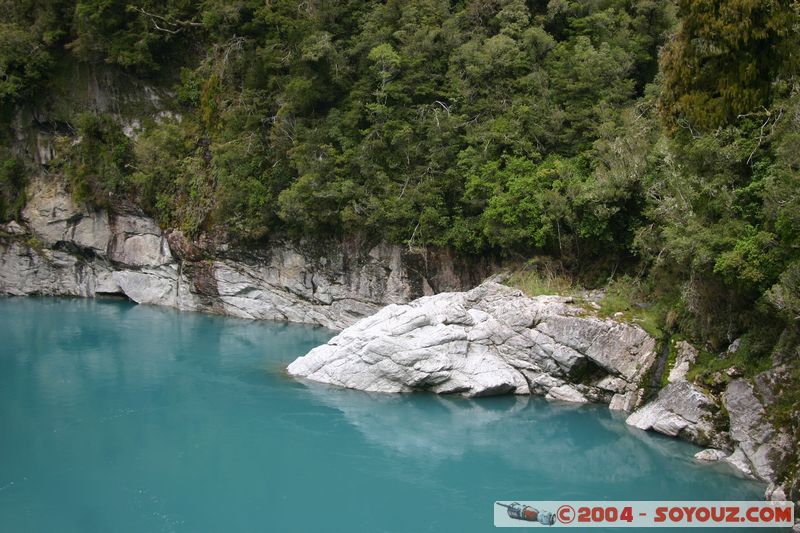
[0,298,768,532]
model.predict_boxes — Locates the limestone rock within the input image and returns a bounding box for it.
[70,211,112,253]
[21,178,81,246]
[4,177,488,330]
[727,338,742,355]
[109,214,172,267]
[210,242,483,330]
[547,384,588,403]
[694,449,727,462]
[112,267,178,306]
[765,484,786,502]
[723,379,792,483]
[0,240,113,297]
[533,314,656,382]
[597,375,627,393]
[626,381,719,446]
[0,221,25,235]
[609,391,640,411]
[288,282,657,399]
[668,341,698,383]
[21,178,112,253]
[724,448,754,478]
[212,259,380,330]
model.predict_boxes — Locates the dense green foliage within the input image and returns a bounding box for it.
[1,0,799,406]
[56,112,133,207]
[0,152,26,222]
[2,0,676,252]
[0,0,63,103]
[660,0,798,130]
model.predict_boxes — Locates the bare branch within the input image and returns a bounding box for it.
[738,106,785,165]
[131,6,203,34]
[434,100,451,115]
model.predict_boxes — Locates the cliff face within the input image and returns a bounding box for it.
[626,364,796,501]
[0,176,489,330]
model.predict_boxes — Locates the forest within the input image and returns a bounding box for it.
[1,0,799,404]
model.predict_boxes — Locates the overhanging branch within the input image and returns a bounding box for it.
[130,6,203,34]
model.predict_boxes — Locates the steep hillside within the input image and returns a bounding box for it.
[2,0,799,504]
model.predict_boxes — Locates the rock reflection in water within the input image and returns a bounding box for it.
[299,381,762,499]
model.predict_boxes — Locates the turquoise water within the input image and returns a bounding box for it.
[0,298,769,532]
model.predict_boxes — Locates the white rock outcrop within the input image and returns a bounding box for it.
[694,449,727,462]
[723,379,792,483]
[109,214,173,267]
[626,369,795,493]
[625,380,721,447]
[0,240,113,297]
[288,282,657,400]
[1,176,486,330]
[667,341,698,383]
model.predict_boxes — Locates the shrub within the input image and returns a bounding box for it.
[0,154,27,222]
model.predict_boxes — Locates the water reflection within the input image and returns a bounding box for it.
[299,381,763,498]
[2,297,332,404]
[0,297,767,533]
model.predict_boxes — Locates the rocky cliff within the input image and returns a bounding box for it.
[625,342,797,502]
[0,176,487,330]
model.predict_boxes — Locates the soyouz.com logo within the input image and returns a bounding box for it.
[493,501,794,528]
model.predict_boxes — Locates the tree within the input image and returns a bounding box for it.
[660,0,799,131]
